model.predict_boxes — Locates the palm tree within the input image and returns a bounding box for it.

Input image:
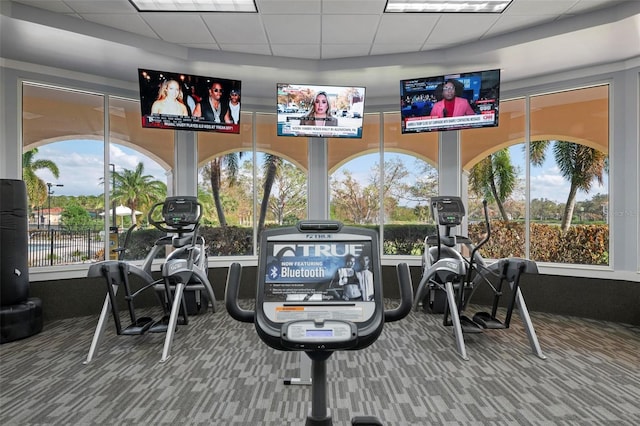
[196,185,216,225]
[257,154,282,235]
[202,153,243,227]
[22,148,60,210]
[112,162,166,225]
[530,140,607,233]
[468,148,517,221]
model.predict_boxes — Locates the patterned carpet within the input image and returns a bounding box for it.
[1,300,639,425]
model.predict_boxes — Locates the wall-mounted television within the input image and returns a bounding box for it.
[400,69,500,133]
[277,83,366,138]
[138,68,241,134]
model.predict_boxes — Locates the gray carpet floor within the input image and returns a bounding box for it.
[1,301,639,425]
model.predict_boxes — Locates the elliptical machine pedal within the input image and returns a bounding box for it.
[472,312,505,329]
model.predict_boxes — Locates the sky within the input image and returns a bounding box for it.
[31,139,607,204]
[33,140,168,197]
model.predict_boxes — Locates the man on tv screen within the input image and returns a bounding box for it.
[430,79,476,118]
[194,81,232,124]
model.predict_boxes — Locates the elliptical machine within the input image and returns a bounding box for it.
[414,196,546,361]
[85,196,217,364]
[226,220,413,425]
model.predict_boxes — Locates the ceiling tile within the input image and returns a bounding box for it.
[321,43,371,59]
[427,14,500,44]
[322,0,387,14]
[81,13,157,38]
[271,44,321,59]
[374,14,438,45]
[485,14,557,37]
[504,0,576,14]
[62,0,137,14]
[322,15,380,44]
[201,14,268,44]
[262,15,321,44]
[141,13,213,43]
[217,43,273,55]
[257,0,321,14]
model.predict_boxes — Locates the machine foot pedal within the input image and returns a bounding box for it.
[473,312,506,329]
[351,416,383,426]
[122,317,154,335]
[148,316,169,333]
[460,315,483,333]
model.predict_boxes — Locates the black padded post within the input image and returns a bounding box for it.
[1,179,29,304]
[0,179,43,343]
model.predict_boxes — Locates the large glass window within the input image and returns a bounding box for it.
[528,85,609,265]
[23,83,105,267]
[381,112,438,256]
[108,96,170,261]
[197,112,309,255]
[329,112,439,255]
[21,81,610,271]
[23,84,175,267]
[462,98,527,258]
[462,86,609,266]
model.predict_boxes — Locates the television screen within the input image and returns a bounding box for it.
[277,83,366,138]
[400,69,500,133]
[138,68,241,133]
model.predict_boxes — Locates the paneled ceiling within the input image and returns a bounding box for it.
[1,0,639,103]
[2,0,633,59]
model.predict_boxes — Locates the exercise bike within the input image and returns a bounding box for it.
[84,196,217,364]
[226,220,413,425]
[414,196,546,361]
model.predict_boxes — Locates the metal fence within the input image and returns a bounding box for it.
[28,229,105,267]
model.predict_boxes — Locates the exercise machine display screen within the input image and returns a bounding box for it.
[307,329,332,337]
[162,197,199,225]
[260,232,379,325]
[432,196,465,226]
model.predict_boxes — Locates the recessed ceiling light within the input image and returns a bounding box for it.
[129,0,257,12]
[385,0,513,13]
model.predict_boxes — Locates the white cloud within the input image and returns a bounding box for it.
[33,140,167,197]
[530,171,608,203]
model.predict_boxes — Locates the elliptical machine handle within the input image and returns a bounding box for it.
[113,223,137,261]
[225,262,255,323]
[476,199,491,249]
[384,263,414,323]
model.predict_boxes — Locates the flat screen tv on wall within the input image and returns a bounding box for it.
[277,83,366,138]
[400,69,500,133]
[138,68,241,134]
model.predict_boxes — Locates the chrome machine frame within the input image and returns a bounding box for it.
[84,196,217,364]
[414,196,546,361]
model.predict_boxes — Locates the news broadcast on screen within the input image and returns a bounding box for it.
[276,83,366,138]
[138,68,242,134]
[400,68,500,133]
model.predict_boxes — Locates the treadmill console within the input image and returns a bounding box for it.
[431,196,465,226]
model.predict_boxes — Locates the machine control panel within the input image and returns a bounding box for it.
[432,197,465,226]
[162,196,200,225]
[281,320,357,350]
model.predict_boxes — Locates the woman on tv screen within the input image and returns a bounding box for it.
[300,91,338,126]
[151,79,189,116]
[430,78,475,118]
